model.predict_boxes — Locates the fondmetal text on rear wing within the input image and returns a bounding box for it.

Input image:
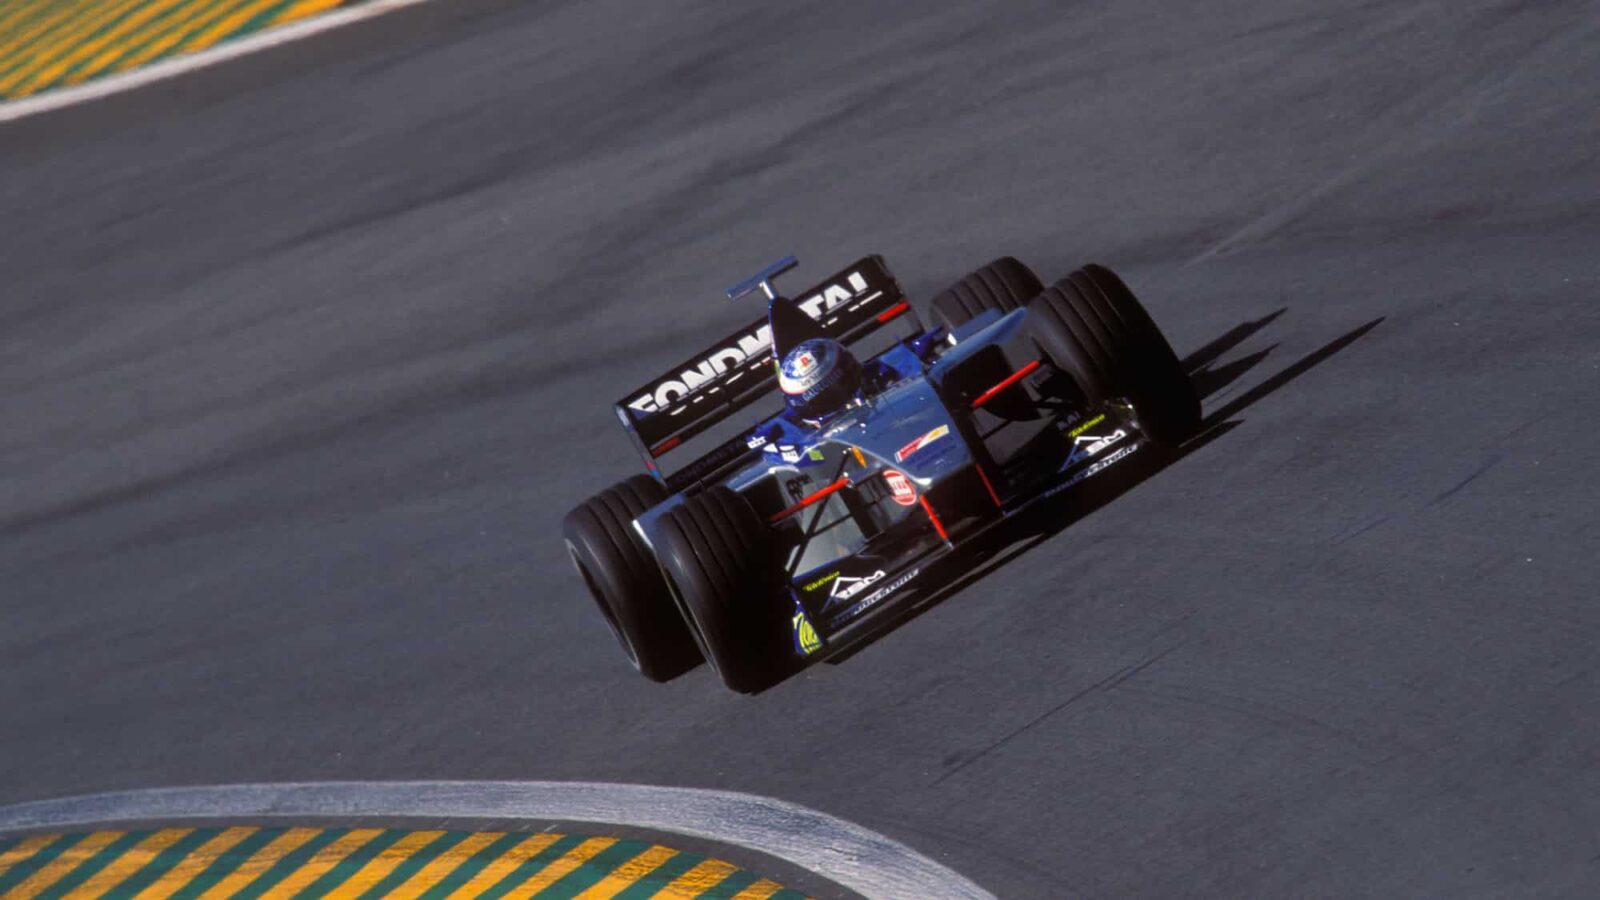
[615,255,915,488]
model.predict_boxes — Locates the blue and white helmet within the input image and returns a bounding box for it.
[778,338,862,420]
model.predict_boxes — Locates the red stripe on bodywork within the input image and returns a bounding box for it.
[970,359,1041,409]
[975,463,1003,507]
[769,476,851,523]
[919,494,950,542]
[875,300,910,323]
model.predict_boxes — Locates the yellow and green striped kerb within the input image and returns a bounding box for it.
[0,827,808,899]
[0,0,348,100]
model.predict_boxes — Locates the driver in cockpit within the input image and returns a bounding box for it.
[776,337,896,428]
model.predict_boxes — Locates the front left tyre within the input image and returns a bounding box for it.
[1028,264,1200,443]
[564,475,703,681]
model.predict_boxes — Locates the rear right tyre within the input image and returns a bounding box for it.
[563,475,702,682]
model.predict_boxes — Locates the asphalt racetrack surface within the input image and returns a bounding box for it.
[4,1,1600,896]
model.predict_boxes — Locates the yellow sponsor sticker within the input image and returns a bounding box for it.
[793,612,822,655]
[802,571,839,592]
[895,424,951,462]
[1067,413,1106,438]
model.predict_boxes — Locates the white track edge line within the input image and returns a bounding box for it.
[0,0,434,124]
[0,780,996,900]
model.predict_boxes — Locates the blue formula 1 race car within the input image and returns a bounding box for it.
[563,254,1198,692]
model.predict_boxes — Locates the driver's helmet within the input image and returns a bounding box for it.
[778,337,862,421]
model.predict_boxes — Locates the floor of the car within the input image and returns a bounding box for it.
[987,413,1070,487]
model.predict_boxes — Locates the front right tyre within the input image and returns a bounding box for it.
[655,485,790,694]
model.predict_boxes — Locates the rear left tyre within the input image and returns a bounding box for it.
[930,256,1044,331]
[655,486,790,694]
[563,475,702,682]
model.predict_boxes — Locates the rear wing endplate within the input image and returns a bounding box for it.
[614,255,913,485]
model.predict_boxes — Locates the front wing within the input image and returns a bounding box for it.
[786,403,1147,662]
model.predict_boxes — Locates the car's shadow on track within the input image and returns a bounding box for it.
[821,309,1383,666]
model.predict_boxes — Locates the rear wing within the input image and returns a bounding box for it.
[615,255,915,488]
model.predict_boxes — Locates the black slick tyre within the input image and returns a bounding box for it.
[563,474,702,682]
[655,486,788,694]
[1029,264,1200,443]
[930,257,1044,331]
